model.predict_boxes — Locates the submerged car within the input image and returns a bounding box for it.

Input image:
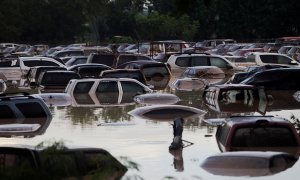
[203,84,268,113]
[0,117,52,138]
[240,68,300,90]
[133,93,180,105]
[86,53,116,67]
[166,53,244,77]
[37,71,80,90]
[0,93,52,119]
[0,144,127,179]
[215,116,300,156]
[246,52,300,67]
[230,64,289,83]
[27,66,68,86]
[201,151,298,177]
[181,66,226,85]
[65,78,153,106]
[118,60,171,90]
[68,63,112,78]
[128,105,206,121]
[100,69,148,86]
[171,78,208,91]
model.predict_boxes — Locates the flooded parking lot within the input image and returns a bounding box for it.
[1,76,300,179]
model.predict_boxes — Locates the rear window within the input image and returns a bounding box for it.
[231,126,297,147]
[260,55,292,65]
[15,102,47,118]
[0,105,16,118]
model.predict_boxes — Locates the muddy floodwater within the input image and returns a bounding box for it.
[2,78,300,180]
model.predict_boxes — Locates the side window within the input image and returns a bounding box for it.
[210,57,228,68]
[0,105,16,118]
[260,55,292,64]
[23,60,40,67]
[175,57,190,67]
[96,81,119,103]
[121,81,145,93]
[15,102,47,118]
[278,56,293,64]
[191,56,208,66]
[39,61,60,67]
[73,58,87,65]
[74,82,94,93]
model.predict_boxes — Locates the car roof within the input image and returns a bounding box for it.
[225,116,290,126]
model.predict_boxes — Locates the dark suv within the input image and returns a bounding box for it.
[0,93,52,119]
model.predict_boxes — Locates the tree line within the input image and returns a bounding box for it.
[0,0,299,45]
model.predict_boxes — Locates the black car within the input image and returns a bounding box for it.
[27,66,68,86]
[0,144,127,179]
[86,53,116,67]
[240,68,300,90]
[100,69,148,85]
[231,64,289,83]
[118,60,171,89]
[37,70,80,89]
[68,64,112,78]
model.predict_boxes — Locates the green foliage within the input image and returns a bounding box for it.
[135,12,199,40]
[0,0,299,43]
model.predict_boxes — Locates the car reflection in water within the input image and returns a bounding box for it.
[203,84,300,115]
[0,143,127,179]
[201,151,298,177]
[128,105,206,121]
[0,117,52,138]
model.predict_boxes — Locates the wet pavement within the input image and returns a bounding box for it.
[1,76,300,180]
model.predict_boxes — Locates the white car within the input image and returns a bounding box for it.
[65,78,153,107]
[166,53,244,77]
[246,52,300,67]
[0,56,65,86]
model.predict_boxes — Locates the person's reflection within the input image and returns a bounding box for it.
[169,117,184,172]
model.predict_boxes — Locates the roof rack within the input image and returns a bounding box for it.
[0,92,30,97]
